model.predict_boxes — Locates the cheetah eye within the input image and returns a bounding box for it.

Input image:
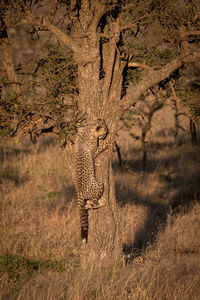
[96,126,101,131]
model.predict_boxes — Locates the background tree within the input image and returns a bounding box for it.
[1,0,200,266]
[122,88,165,171]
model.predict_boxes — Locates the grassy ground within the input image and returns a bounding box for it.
[0,135,200,299]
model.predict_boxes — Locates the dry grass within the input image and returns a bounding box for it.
[0,135,200,299]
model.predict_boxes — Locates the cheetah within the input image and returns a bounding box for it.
[74,118,109,243]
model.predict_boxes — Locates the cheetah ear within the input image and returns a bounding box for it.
[95,117,104,122]
[96,126,101,132]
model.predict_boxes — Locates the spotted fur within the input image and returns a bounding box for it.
[74,118,108,243]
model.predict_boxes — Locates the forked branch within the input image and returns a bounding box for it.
[14,11,79,53]
[120,50,200,114]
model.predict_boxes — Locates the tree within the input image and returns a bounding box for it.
[122,88,165,171]
[1,0,200,266]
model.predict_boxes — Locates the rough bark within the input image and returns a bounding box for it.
[71,54,122,265]
[80,148,121,267]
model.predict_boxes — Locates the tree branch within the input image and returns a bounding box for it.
[1,36,22,98]
[179,25,189,56]
[186,30,200,36]
[128,61,155,70]
[49,0,58,23]
[89,1,107,31]
[15,11,78,53]
[120,51,200,113]
[102,39,117,100]
[120,14,150,32]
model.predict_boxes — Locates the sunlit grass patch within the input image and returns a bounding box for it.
[0,136,200,299]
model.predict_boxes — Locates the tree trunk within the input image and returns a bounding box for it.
[66,46,123,265]
[66,117,121,267]
[141,131,147,172]
[80,149,121,267]
[190,118,197,145]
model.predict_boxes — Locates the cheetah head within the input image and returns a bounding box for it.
[92,118,108,139]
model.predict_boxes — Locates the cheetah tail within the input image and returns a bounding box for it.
[81,225,88,243]
[79,207,88,243]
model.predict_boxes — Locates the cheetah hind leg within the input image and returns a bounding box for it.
[85,197,106,210]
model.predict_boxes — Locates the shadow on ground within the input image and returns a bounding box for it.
[0,136,56,164]
[115,143,200,262]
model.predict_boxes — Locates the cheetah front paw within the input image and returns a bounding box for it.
[97,196,106,207]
